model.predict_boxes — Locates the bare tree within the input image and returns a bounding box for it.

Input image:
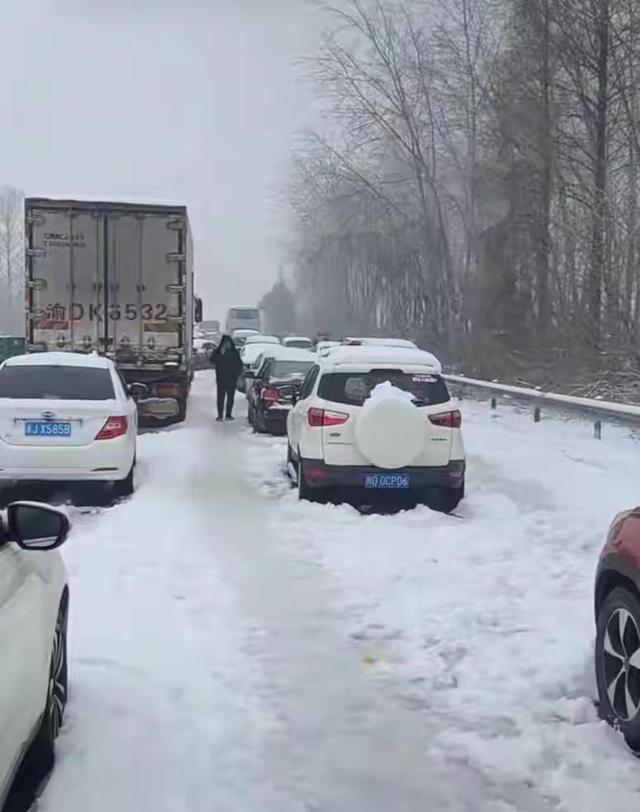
[0,187,24,336]
[286,0,640,388]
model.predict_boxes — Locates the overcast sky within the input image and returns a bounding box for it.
[1,0,322,320]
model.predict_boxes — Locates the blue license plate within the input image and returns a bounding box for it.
[364,473,411,489]
[25,421,72,437]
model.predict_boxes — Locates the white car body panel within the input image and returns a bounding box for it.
[0,353,136,483]
[0,538,67,803]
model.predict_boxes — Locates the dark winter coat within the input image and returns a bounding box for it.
[211,336,243,384]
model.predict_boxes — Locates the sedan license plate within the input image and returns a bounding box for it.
[24,421,72,437]
[364,473,411,490]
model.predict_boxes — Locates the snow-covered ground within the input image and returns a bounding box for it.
[38,372,640,811]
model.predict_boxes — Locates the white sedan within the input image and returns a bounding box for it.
[0,353,137,496]
[0,501,70,807]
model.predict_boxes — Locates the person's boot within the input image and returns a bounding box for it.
[216,416,223,422]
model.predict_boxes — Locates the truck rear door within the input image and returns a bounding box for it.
[106,210,184,366]
[26,204,103,353]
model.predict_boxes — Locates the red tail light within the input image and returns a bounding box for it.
[429,410,462,429]
[307,407,349,427]
[261,387,281,403]
[96,416,128,440]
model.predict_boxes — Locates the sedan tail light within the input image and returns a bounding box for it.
[95,416,128,440]
[261,387,281,403]
[307,407,349,427]
[429,410,462,429]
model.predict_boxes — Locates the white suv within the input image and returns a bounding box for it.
[287,346,465,511]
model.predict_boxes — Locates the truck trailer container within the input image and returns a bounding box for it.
[25,197,194,422]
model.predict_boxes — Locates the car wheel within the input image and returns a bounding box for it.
[29,593,69,770]
[287,443,296,467]
[297,459,325,503]
[428,481,464,514]
[176,396,187,423]
[113,462,135,498]
[254,409,266,434]
[596,586,640,751]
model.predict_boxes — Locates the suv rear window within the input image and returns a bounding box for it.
[318,370,449,406]
[0,365,115,400]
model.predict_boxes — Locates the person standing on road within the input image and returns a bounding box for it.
[210,335,243,421]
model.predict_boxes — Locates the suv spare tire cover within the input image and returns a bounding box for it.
[355,398,424,469]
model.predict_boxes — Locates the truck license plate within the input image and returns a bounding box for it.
[25,421,72,437]
[364,473,411,489]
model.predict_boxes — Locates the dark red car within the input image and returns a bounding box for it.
[595,508,640,750]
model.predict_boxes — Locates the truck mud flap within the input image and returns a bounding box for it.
[137,397,180,420]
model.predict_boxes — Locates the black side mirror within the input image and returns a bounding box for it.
[7,502,70,551]
[291,391,298,405]
[128,382,149,400]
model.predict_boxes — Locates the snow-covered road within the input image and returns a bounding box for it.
[38,372,640,811]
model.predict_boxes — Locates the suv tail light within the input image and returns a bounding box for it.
[261,387,281,403]
[307,407,349,427]
[96,416,128,440]
[429,410,462,429]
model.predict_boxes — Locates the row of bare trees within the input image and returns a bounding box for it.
[287,0,640,378]
[0,187,24,336]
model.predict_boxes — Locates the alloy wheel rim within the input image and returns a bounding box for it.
[603,608,640,722]
[48,613,67,738]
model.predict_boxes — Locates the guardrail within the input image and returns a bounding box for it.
[443,374,640,436]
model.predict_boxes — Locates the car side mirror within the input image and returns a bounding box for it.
[245,370,255,379]
[291,392,298,405]
[127,382,149,400]
[7,502,70,551]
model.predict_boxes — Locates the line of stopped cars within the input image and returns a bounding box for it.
[241,336,466,513]
[4,335,640,803]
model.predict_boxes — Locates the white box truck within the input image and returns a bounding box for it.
[24,197,194,422]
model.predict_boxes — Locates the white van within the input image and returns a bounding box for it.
[225,307,261,335]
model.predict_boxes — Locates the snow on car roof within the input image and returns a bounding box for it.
[251,346,314,366]
[231,328,260,336]
[265,347,314,362]
[283,336,312,343]
[242,342,288,363]
[343,337,418,349]
[4,351,113,368]
[324,346,442,373]
[244,335,280,345]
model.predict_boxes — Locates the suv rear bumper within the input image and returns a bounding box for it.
[301,459,465,489]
